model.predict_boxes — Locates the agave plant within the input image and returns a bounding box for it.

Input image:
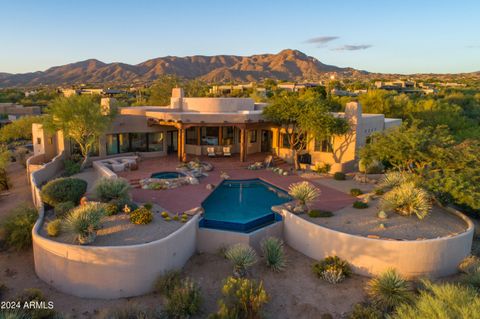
[63,202,105,244]
[378,171,417,190]
[93,177,131,202]
[366,269,412,312]
[288,181,320,206]
[261,237,286,272]
[225,244,258,277]
[380,181,432,219]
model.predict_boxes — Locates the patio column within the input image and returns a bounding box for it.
[178,127,186,162]
[240,128,247,162]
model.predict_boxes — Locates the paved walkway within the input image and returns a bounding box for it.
[118,154,355,214]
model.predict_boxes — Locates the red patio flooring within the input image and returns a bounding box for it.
[118,154,355,215]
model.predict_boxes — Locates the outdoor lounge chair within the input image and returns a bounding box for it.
[207,147,216,157]
[223,146,231,157]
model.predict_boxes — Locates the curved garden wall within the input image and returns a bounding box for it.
[281,209,474,278]
[30,153,200,299]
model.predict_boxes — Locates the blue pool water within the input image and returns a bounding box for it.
[151,171,185,179]
[200,179,291,233]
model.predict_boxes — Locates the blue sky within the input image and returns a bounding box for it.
[1,0,479,74]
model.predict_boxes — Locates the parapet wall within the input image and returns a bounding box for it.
[281,209,474,278]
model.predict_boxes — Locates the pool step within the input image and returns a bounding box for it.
[129,179,142,189]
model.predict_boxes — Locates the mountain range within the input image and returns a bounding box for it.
[0,49,367,88]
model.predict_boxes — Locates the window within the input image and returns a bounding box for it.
[130,133,148,152]
[314,137,333,153]
[201,127,219,145]
[248,130,257,143]
[119,133,129,153]
[106,134,119,155]
[36,138,41,145]
[222,127,234,145]
[186,127,198,145]
[148,132,164,151]
[281,133,290,149]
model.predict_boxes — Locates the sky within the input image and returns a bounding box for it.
[1,0,479,74]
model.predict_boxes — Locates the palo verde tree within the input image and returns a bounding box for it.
[263,92,349,170]
[43,95,116,169]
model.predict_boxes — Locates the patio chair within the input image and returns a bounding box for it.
[223,146,231,157]
[207,147,216,157]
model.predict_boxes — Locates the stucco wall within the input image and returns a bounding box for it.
[30,152,200,299]
[181,98,254,113]
[281,209,474,278]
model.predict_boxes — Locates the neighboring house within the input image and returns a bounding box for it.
[0,103,41,127]
[32,88,401,172]
[277,82,323,92]
[60,88,126,97]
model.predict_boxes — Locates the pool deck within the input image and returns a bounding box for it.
[118,154,356,214]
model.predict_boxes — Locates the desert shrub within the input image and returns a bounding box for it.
[378,171,417,190]
[63,202,105,244]
[374,188,385,196]
[15,288,57,319]
[63,159,81,177]
[308,209,333,218]
[210,276,268,319]
[380,182,431,219]
[353,201,368,209]
[359,159,384,174]
[461,271,480,291]
[143,202,153,211]
[458,255,480,274]
[93,177,131,202]
[391,281,480,319]
[165,278,202,319]
[288,181,320,206]
[46,219,61,237]
[14,147,29,168]
[154,269,181,297]
[225,244,258,277]
[350,188,363,196]
[97,304,156,319]
[366,269,412,312]
[103,203,119,216]
[260,237,286,272]
[333,172,346,180]
[110,197,138,214]
[314,162,331,174]
[53,201,75,218]
[1,204,37,250]
[129,207,153,225]
[312,256,351,284]
[40,177,87,206]
[348,303,382,319]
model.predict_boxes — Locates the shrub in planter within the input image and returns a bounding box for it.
[46,219,61,237]
[348,303,382,319]
[350,188,363,196]
[288,181,320,208]
[154,270,181,297]
[210,276,268,319]
[366,269,412,312]
[380,182,431,219]
[392,281,480,319]
[308,210,333,218]
[93,177,131,202]
[333,172,346,180]
[54,201,75,218]
[41,177,87,207]
[63,159,81,177]
[312,256,351,284]
[165,278,202,318]
[1,204,37,250]
[225,244,258,278]
[110,197,138,214]
[129,207,153,225]
[143,202,153,211]
[63,202,105,245]
[103,203,119,216]
[353,201,369,209]
[261,237,286,272]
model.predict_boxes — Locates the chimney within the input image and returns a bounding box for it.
[170,88,184,109]
[100,97,117,115]
[344,101,362,126]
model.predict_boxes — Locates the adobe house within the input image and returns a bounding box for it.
[32,88,401,172]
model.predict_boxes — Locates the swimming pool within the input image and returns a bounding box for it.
[200,179,291,233]
[151,171,185,179]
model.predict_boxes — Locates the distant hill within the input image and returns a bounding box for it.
[0,49,367,87]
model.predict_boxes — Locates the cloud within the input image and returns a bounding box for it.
[305,36,339,45]
[332,44,372,51]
